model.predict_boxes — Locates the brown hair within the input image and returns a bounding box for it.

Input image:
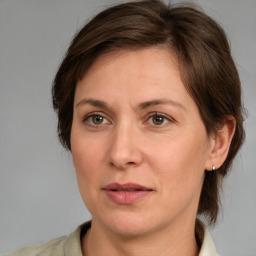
[52,0,245,225]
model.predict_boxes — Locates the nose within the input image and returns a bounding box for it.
[108,122,143,169]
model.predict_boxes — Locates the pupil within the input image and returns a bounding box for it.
[153,115,163,125]
[93,115,103,124]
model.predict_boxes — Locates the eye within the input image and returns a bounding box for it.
[148,113,171,126]
[84,113,110,126]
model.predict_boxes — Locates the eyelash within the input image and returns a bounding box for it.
[146,112,173,127]
[83,112,111,127]
[82,112,174,128]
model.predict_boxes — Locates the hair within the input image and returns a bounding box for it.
[52,0,245,225]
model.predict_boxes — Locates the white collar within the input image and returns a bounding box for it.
[65,220,220,256]
[197,220,220,256]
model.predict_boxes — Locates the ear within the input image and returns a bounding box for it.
[205,116,236,171]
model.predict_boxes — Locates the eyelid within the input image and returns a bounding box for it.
[82,111,175,128]
[83,111,111,126]
[146,112,175,126]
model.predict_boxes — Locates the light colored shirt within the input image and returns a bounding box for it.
[4,220,219,256]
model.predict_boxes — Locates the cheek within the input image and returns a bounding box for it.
[71,121,106,167]
[71,130,104,190]
[71,137,104,213]
[147,133,208,196]
[72,138,102,178]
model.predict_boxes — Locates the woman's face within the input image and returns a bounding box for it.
[71,48,214,236]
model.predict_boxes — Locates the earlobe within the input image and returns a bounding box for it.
[206,116,236,171]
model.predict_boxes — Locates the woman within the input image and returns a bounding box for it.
[5,0,245,255]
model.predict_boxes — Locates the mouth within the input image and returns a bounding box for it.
[102,183,153,204]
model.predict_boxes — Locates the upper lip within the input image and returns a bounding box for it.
[103,183,153,191]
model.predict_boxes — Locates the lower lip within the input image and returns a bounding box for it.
[104,190,152,204]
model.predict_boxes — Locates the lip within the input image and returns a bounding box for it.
[103,182,153,204]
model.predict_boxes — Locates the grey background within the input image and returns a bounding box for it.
[0,0,255,255]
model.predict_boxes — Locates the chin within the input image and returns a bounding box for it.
[109,221,153,237]
[95,210,162,237]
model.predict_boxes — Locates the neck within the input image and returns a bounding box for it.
[82,218,199,256]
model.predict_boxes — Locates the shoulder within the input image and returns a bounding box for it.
[3,236,66,256]
[3,222,91,256]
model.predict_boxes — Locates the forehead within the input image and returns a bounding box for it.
[77,48,180,90]
[85,47,179,77]
[74,47,196,111]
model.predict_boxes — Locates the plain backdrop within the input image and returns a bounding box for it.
[0,0,255,255]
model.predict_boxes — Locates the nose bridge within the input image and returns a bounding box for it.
[108,119,143,169]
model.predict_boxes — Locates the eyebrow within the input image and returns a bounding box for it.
[76,98,109,109]
[137,99,185,110]
[75,98,185,111]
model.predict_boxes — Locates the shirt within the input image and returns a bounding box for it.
[4,220,220,256]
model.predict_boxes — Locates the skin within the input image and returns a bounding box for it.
[71,48,234,256]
